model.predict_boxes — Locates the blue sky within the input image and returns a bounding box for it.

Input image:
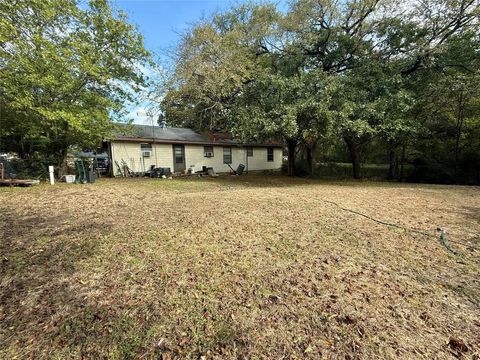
[113,1,248,123]
[114,0,250,56]
[112,0,287,124]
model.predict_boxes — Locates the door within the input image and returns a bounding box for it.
[173,144,186,172]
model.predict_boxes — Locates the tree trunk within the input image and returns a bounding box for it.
[454,91,464,181]
[17,137,32,160]
[344,137,361,179]
[388,148,397,180]
[306,147,313,175]
[286,139,296,177]
[55,121,70,177]
[400,144,406,181]
[57,147,69,177]
[307,141,318,176]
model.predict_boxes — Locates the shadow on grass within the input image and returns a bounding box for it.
[0,210,147,358]
[0,207,243,358]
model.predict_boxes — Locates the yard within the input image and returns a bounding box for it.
[1,176,479,359]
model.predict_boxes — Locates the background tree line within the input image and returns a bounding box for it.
[1,0,478,184]
[161,0,480,184]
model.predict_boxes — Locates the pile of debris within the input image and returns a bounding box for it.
[0,162,40,187]
[113,159,246,179]
[114,159,173,179]
[228,164,245,176]
[150,167,172,178]
[185,166,218,177]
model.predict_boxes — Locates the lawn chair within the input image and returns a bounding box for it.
[228,163,245,175]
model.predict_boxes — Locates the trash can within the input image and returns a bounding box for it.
[236,164,245,175]
[88,169,95,183]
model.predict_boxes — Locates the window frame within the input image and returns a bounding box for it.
[204,145,214,158]
[223,147,232,164]
[140,143,152,151]
[267,147,274,162]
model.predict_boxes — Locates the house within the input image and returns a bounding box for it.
[107,124,283,175]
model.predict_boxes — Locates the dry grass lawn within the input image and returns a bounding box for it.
[1,176,479,359]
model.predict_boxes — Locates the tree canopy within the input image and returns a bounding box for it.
[162,0,480,182]
[1,0,479,183]
[0,0,151,168]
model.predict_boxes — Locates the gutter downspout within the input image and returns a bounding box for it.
[152,123,158,168]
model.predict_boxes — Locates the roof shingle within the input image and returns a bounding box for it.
[114,124,281,147]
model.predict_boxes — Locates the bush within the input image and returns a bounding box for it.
[459,151,480,185]
[409,152,480,185]
[294,159,312,177]
[1,157,56,180]
[408,157,454,184]
[301,162,414,180]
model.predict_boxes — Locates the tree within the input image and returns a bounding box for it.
[283,0,479,178]
[162,2,339,176]
[404,28,480,183]
[378,98,419,180]
[161,3,281,131]
[229,73,300,176]
[284,0,384,73]
[0,0,150,170]
[412,70,480,182]
[161,0,480,182]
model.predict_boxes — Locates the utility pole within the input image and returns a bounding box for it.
[137,110,159,168]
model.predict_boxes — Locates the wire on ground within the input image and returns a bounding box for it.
[321,199,480,255]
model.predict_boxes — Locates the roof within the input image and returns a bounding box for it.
[113,124,282,147]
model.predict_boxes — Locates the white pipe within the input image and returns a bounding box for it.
[48,165,54,185]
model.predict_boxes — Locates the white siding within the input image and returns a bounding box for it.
[111,141,282,175]
[184,145,282,173]
[244,147,282,171]
[111,141,174,174]
[184,145,238,173]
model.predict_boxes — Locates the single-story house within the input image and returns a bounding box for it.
[107,124,283,175]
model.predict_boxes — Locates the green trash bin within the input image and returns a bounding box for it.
[88,169,95,183]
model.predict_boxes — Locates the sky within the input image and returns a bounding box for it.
[114,0,250,57]
[112,0,247,124]
[112,0,288,124]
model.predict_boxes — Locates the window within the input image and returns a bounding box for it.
[141,143,152,157]
[204,146,214,157]
[267,147,274,162]
[174,146,184,164]
[223,147,232,164]
[246,147,253,157]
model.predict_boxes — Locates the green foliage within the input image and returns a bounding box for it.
[4,0,477,183]
[312,162,414,180]
[0,0,151,165]
[161,2,281,131]
[161,0,480,183]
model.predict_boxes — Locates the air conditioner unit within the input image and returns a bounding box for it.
[205,152,214,157]
[142,151,151,158]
